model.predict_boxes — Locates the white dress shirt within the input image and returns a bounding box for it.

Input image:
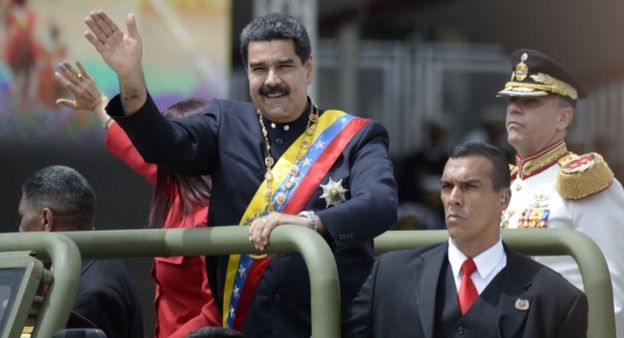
[448,238,507,294]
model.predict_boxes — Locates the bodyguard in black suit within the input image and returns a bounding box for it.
[84,10,397,338]
[345,143,587,338]
[75,260,144,338]
[18,165,144,338]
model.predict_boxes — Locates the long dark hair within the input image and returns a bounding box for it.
[148,98,212,228]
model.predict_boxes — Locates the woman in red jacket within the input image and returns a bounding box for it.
[55,61,221,338]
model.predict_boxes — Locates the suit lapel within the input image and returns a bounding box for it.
[81,260,96,276]
[414,244,448,338]
[497,245,533,337]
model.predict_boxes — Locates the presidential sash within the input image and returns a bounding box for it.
[222,110,370,329]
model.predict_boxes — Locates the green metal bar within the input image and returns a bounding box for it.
[62,225,341,338]
[374,228,615,338]
[0,252,44,338]
[0,232,82,338]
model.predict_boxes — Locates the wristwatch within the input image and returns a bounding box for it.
[297,210,317,232]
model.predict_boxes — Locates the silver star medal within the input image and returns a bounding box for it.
[320,177,348,207]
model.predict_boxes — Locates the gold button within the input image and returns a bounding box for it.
[276,193,286,205]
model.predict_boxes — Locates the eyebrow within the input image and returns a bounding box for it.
[249,58,295,68]
[277,58,295,65]
[248,61,266,68]
[440,178,483,185]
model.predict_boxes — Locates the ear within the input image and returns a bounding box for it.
[500,188,511,210]
[556,105,574,131]
[304,56,313,85]
[41,207,55,232]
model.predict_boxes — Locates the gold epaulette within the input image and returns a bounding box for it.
[556,152,614,200]
[509,164,519,179]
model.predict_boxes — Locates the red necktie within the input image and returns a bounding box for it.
[458,258,478,314]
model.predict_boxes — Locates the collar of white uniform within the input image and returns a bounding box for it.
[515,141,568,179]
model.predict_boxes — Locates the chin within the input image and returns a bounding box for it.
[267,109,299,123]
[507,135,522,149]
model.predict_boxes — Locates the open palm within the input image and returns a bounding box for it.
[84,10,142,79]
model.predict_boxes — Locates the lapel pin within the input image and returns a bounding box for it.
[515,298,530,311]
[320,177,348,207]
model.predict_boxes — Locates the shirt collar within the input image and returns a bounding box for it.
[448,238,505,281]
[262,97,313,134]
[514,141,568,179]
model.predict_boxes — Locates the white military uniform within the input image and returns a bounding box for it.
[502,141,624,338]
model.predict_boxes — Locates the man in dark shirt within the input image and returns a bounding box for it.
[19,165,144,338]
[83,10,397,338]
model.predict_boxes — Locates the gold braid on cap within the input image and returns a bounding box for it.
[504,72,578,100]
[556,152,614,200]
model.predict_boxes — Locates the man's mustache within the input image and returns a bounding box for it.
[260,85,290,96]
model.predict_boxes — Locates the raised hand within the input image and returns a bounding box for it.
[84,10,142,80]
[55,61,110,126]
[83,10,146,115]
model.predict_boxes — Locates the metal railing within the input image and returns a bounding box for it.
[0,227,614,338]
[375,228,615,338]
[61,225,341,338]
[0,232,81,338]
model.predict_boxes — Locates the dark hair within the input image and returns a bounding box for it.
[21,165,95,230]
[187,327,244,338]
[148,98,212,228]
[239,12,311,67]
[448,142,511,191]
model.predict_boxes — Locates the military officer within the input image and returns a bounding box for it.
[498,48,624,338]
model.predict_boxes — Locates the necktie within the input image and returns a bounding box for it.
[458,258,478,314]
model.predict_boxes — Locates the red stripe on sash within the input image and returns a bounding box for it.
[283,118,370,214]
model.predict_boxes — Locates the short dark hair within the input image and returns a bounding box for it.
[21,165,95,230]
[239,12,311,67]
[448,142,511,191]
[187,327,244,338]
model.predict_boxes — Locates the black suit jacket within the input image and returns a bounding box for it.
[73,260,144,338]
[345,242,588,338]
[109,95,398,337]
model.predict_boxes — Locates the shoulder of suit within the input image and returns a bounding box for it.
[505,245,577,287]
[556,152,614,200]
[378,247,419,262]
[208,98,255,113]
[379,243,442,263]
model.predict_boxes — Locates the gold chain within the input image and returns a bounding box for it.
[256,101,319,214]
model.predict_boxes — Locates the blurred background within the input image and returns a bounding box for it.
[2,0,624,333]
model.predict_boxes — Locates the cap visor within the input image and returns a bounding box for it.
[496,87,549,98]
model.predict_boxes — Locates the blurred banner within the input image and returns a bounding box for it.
[0,0,231,146]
